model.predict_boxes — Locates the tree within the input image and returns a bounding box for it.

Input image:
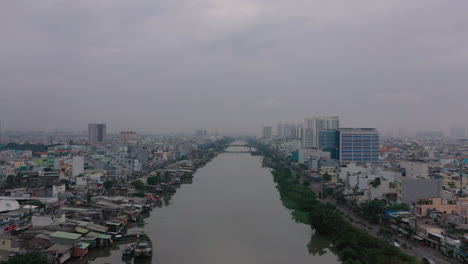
[360,199,385,224]
[385,203,409,211]
[6,252,48,264]
[133,191,145,197]
[322,172,332,182]
[132,180,145,191]
[147,176,160,185]
[103,179,116,190]
[370,177,381,188]
[162,172,171,183]
[303,180,310,187]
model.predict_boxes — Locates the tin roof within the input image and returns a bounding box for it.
[50,231,81,240]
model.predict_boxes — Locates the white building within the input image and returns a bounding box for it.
[303,117,339,149]
[298,148,331,164]
[72,156,84,177]
[399,160,430,179]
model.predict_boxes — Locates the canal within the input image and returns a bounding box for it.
[78,143,340,264]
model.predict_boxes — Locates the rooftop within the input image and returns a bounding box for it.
[50,231,81,240]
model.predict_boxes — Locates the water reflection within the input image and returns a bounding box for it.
[71,142,340,264]
[308,234,338,257]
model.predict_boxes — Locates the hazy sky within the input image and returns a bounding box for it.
[1,1,468,134]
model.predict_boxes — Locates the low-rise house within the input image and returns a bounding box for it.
[0,236,23,253]
[49,231,82,246]
[72,241,90,258]
[414,197,468,220]
[27,234,51,250]
[43,244,72,264]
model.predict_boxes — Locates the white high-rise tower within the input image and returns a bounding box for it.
[302,116,339,148]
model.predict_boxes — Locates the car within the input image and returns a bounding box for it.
[422,256,436,264]
[389,240,400,248]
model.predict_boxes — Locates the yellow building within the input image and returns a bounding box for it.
[442,173,468,190]
[415,197,468,218]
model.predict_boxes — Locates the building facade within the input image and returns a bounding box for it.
[303,117,339,149]
[88,124,106,144]
[338,128,379,164]
[120,131,137,145]
[261,126,272,139]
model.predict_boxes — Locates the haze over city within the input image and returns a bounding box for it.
[2,1,468,134]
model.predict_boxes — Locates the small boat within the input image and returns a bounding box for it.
[134,236,153,258]
[122,245,134,259]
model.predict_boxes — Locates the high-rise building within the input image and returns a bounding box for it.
[261,126,272,139]
[303,116,339,148]
[450,125,466,138]
[319,130,339,159]
[120,131,137,145]
[88,123,107,144]
[276,124,283,138]
[338,128,379,164]
[195,129,208,138]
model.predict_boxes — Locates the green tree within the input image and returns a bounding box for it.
[370,177,381,188]
[133,191,146,197]
[6,252,48,264]
[303,180,310,187]
[147,176,160,185]
[162,172,171,183]
[360,199,385,224]
[132,180,145,191]
[103,179,116,190]
[322,172,332,182]
[385,203,409,211]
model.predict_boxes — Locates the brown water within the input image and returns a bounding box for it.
[74,143,340,264]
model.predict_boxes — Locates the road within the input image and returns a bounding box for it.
[310,182,459,264]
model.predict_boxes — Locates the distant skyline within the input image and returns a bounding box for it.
[2,1,468,134]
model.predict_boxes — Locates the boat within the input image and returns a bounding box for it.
[134,236,153,258]
[115,234,140,242]
[122,244,134,259]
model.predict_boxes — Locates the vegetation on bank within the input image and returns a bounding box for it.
[254,143,418,264]
[1,252,48,264]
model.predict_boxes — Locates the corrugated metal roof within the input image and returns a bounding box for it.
[50,231,82,240]
[88,232,112,240]
[75,242,90,249]
[75,227,90,234]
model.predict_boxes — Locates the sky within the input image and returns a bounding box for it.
[1,1,468,135]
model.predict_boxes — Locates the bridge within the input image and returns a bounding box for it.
[224,143,254,153]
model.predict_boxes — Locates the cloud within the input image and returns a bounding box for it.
[1,0,468,134]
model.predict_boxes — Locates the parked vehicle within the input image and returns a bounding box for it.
[389,240,400,248]
[422,256,435,264]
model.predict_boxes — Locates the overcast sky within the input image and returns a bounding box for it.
[1,1,468,135]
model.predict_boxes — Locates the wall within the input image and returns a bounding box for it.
[401,179,442,204]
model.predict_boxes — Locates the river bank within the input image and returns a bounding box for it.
[79,141,340,264]
[254,141,419,264]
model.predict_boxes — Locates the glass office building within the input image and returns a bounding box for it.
[338,128,379,164]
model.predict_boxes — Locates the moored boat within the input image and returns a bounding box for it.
[134,236,153,258]
[122,244,134,259]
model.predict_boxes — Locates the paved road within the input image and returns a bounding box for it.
[309,182,459,264]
